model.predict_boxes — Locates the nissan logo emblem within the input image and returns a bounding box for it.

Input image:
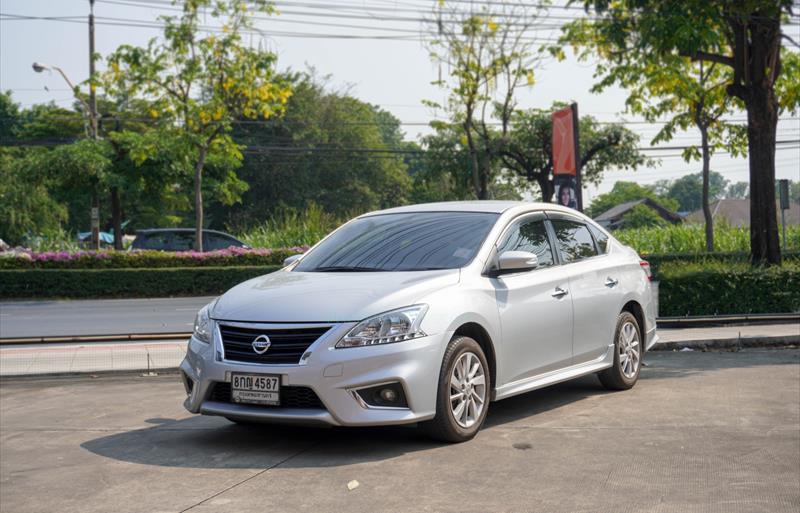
[252,334,272,354]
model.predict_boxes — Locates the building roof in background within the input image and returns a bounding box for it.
[594,198,682,229]
[686,199,800,226]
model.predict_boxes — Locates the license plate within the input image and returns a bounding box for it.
[231,373,281,406]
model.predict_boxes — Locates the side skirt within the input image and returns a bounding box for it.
[492,344,614,401]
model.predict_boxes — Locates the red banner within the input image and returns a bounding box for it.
[551,105,582,211]
[552,107,576,176]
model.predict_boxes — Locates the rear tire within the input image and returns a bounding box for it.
[598,311,642,391]
[422,336,490,443]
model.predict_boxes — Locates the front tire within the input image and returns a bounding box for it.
[598,311,642,391]
[422,336,490,443]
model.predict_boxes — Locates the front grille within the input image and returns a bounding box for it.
[209,382,325,409]
[219,324,331,364]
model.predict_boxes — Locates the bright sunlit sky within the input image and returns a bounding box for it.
[1,0,798,205]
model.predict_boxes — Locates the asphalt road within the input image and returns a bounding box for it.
[1,349,798,513]
[0,297,214,338]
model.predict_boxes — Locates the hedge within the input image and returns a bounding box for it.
[0,266,281,299]
[644,250,800,279]
[0,247,306,270]
[657,261,800,316]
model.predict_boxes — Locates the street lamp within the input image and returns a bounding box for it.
[32,61,100,250]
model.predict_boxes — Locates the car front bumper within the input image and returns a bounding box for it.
[180,321,449,427]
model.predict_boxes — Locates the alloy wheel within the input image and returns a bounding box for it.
[618,321,640,379]
[449,351,487,428]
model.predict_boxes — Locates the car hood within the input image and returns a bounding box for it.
[211,268,460,322]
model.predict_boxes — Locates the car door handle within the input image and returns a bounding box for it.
[605,277,619,287]
[551,287,569,298]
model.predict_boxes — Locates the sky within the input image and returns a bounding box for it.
[1,0,798,205]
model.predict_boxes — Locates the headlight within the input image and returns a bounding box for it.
[193,303,214,344]
[336,305,428,348]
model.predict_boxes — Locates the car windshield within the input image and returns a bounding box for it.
[294,211,500,272]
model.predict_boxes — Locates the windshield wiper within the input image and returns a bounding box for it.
[313,266,384,272]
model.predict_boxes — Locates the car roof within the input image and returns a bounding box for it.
[361,200,584,217]
[135,228,236,237]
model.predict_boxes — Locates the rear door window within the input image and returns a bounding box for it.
[550,219,598,263]
[588,224,610,254]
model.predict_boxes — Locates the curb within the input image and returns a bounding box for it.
[652,335,800,351]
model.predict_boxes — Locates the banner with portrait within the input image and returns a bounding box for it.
[551,104,582,211]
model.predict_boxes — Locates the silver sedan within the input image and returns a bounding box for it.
[180,201,658,442]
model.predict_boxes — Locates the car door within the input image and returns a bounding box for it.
[491,213,574,384]
[548,213,624,364]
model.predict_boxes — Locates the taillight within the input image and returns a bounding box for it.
[639,260,652,281]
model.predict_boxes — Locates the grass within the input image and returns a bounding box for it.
[615,223,800,255]
[238,203,344,249]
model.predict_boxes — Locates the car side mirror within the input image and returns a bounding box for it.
[283,254,303,266]
[497,251,539,273]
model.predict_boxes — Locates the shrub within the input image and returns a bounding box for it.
[0,247,306,270]
[239,203,344,248]
[615,223,800,254]
[657,260,800,316]
[0,266,281,299]
[645,251,800,279]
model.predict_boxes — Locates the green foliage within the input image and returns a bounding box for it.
[663,171,729,212]
[616,224,800,255]
[215,74,411,227]
[427,1,544,199]
[586,181,679,218]
[104,0,292,250]
[503,103,648,200]
[620,204,667,229]
[238,203,343,249]
[0,266,280,299]
[0,152,68,244]
[726,182,749,199]
[658,260,800,315]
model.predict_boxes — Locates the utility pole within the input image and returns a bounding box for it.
[88,0,100,250]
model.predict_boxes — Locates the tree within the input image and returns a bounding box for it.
[560,21,746,252]
[105,0,291,251]
[214,74,412,227]
[502,103,648,202]
[567,1,800,264]
[426,0,544,199]
[621,204,668,229]
[727,182,750,199]
[586,181,679,218]
[665,171,729,212]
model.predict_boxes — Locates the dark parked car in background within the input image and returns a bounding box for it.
[130,229,249,252]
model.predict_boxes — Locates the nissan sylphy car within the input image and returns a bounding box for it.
[180,201,658,442]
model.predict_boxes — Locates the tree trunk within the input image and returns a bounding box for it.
[464,126,484,199]
[746,87,781,266]
[478,154,490,200]
[699,126,714,252]
[110,187,123,251]
[537,175,555,203]
[194,146,208,252]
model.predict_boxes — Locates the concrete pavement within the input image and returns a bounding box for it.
[1,349,798,513]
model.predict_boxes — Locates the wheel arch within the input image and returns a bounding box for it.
[452,322,497,392]
[621,300,646,340]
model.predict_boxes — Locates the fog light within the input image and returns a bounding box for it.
[379,388,397,402]
[355,382,408,408]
